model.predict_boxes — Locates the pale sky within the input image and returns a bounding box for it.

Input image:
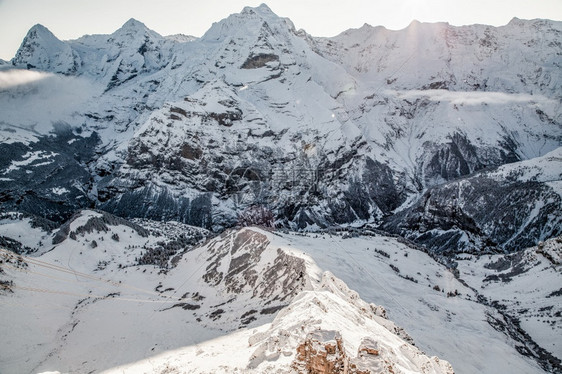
[0,0,561,60]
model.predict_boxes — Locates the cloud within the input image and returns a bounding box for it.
[0,69,100,133]
[0,69,51,89]
[385,89,558,106]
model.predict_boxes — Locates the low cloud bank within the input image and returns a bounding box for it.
[0,69,100,133]
[386,89,557,106]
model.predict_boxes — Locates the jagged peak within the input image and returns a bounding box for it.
[241,3,275,16]
[120,18,148,31]
[201,3,290,42]
[358,23,388,32]
[12,22,73,70]
[239,3,285,26]
[504,17,528,29]
[24,23,62,43]
[111,18,162,40]
[28,23,50,34]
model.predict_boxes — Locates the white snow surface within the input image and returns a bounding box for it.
[0,213,53,252]
[0,6,561,373]
[3,6,561,201]
[1,214,559,373]
[0,216,454,374]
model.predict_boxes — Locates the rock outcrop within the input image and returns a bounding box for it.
[293,330,348,374]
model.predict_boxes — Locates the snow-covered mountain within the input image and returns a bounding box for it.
[1,211,456,374]
[1,6,562,372]
[1,211,560,373]
[1,4,561,255]
[383,147,562,255]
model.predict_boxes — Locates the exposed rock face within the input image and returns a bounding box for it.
[202,228,309,307]
[292,333,415,374]
[422,132,518,186]
[12,24,78,73]
[383,149,562,255]
[293,330,348,374]
[0,131,99,223]
[537,236,562,265]
[348,338,381,374]
[2,6,561,255]
[241,53,280,69]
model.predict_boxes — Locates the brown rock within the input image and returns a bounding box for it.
[359,347,379,356]
[293,330,348,374]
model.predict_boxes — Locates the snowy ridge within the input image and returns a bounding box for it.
[164,34,197,43]
[0,212,456,373]
[1,210,561,373]
[109,273,453,374]
[383,147,562,255]
[488,146,562,195]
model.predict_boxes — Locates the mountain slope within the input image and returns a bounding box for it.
[383,147,562,255]
[0,213,455,374]
[1,5,561,252]
[2,213,559,373]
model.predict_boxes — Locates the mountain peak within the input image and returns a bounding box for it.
[120,18,148,31]
[358,23,384,32]
[12,23,76,72]
[28,23,50,34]
[241,3,274,16]
[507,17,529,27]
[110,18,162,42]
[24,24,60,43]
[201,3,285,42]
[407,19,422,28]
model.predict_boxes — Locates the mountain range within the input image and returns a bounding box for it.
[1,4,560,255]
[0,3,561,373]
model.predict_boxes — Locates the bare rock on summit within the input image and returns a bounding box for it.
[293,330,348,374]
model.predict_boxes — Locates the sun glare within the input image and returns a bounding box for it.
[401,0,428,22]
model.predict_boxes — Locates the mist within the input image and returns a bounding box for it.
[387,89,557,107]
[0,69,100,134]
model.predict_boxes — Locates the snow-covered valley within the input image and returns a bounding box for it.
[0,212,454,373]
[0,211,560,373]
